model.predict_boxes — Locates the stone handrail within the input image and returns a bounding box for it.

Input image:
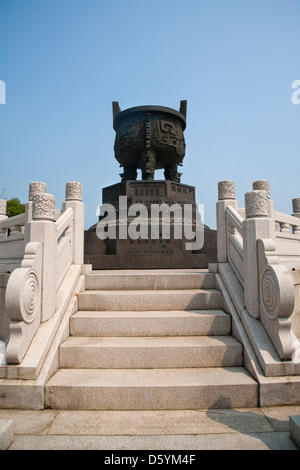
[217,179,300,363]
[0,209,26,272]
[0,212,26,235]
[56,207,73,290]
[274,209,300,270]
[3,181,84,364]
[226,205,243,236]
[225,205,244,286]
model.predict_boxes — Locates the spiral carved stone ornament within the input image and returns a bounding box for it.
[261,267,279,320]
[260,263,295,322]
[6,268,40,324]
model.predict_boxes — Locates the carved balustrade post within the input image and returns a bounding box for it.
[0,200,8,240]
[26,192,57,322]
[253,180,274,219]
[243,190,275,318]
[0,199,7,222]
[62,182,84,265]
[292,198,300,220]
[291,198,300,234]
[24,182,47,245]
[32,193,55,221]
[29,182,47,202]
[216,180,238,263]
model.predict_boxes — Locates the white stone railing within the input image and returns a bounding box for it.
[2,181,84,364]
[0,203,26,273]
[217,179,300,365]
[225,205,244,287]
[274,200,300,270]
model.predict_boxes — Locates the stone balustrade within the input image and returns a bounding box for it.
[2,181,84,364]
[216,179,300,366]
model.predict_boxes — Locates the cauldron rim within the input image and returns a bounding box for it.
[113,105,186,131]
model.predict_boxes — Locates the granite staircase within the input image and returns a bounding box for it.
[45,270,258,410]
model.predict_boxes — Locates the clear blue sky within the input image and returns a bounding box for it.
[1,0,300,230]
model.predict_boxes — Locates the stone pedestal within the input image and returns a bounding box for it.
[84,180,217,269]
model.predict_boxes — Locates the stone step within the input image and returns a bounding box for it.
[59,335,243,369]
[78,289,222,311]
[69,310,231,337]
[45,367,258,410]
[85,270,215,291]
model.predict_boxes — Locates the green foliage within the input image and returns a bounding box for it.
[6,198,25,217]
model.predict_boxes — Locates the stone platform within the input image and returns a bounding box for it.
[1,406,299,450]
[84,180,217,269]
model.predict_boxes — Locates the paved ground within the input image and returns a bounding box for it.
[1,405,299,451]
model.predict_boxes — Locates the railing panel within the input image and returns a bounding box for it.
[0,239,24,259]
[0,213,25,230]
[275,210,300,228]
[226,205,243,235]
[228,236,244,286]
[55,207,73,289]
[56,229,72,289]
[226,205,244,285]
[56,207,73,240]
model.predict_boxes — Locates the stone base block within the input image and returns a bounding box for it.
[290,415,300,448]
[84,180,217,269]
[0,419,14,450]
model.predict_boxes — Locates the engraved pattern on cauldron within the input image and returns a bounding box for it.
[152,117,185,160]
[113,111,185,167]
[114,116,145,159]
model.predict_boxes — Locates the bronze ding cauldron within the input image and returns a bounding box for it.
[112,101,187,182]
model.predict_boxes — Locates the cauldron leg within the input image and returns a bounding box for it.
[121,165,137,181]
[141,149,156,181]
[164,164,181,182]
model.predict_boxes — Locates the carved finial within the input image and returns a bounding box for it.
[0,199,7,215]
[245,190,269,218]
[218,180,235,200]
[32,193,55,221]
[292,197,300,216]
[29,182,46,201]
[65,182,82,201]
[253,180,270,198]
